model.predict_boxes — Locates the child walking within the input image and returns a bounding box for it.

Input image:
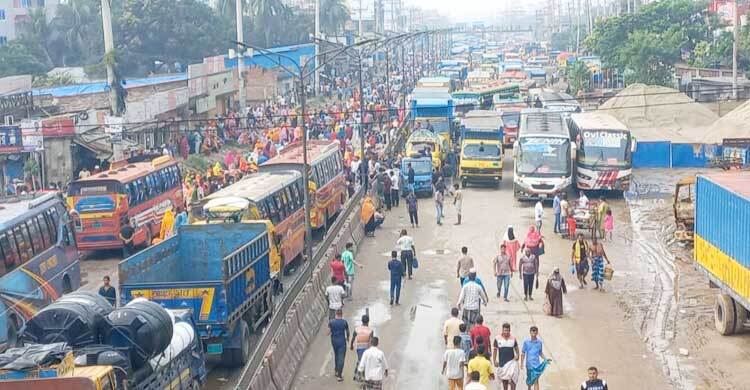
[604,209,614,241]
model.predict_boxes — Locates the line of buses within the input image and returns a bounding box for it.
[0,139,348,351]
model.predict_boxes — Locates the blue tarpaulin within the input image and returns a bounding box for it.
[633,141,671,168]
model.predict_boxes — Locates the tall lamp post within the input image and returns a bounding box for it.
[233,38,378,262]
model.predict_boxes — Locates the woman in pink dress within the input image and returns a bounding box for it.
[503,225,522,272]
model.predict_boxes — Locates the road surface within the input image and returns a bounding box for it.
[291,162,670,389]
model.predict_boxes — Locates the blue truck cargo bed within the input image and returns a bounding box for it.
[118,223,271,338]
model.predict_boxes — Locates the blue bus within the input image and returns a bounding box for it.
[0,192,80,350]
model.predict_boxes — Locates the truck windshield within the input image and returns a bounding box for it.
[410,142,436,154]
[403,161,432,175]
[517,137,571,176]
[578,130,631,167]
[501,112,520,129]
[463,143,501,159]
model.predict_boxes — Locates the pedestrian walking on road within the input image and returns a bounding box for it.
[389,170,400,207]
[523,226,544,259]
[459,323,473,359]
[406,191,419,227]
[470,315,492,356]
[350,314,374,380]
[98,276,116,307]
[443,336,466,390]
[493,323,520,390]
[457,246,475,287]
[396,230,416,279]
[328,309,350,382]
[590,237,610,291]
[387,251,404,305]
[443,307,464,347]
[544,268,567,317]
[560,194,570,237]
[603,209,614,242]
[383,169,392,211]
[325,277,346,321]
[581,366,608,390]
[519,248,539,301]
[452,183,463,225]
[435,189,445,225]
[493,245,513,301]
[342,243,363,299]
[503,226,521,273]
[520,326,549,390]
[465,371,488,390]
[596,197,610,240]
[552,194,561,234]
[571,234,589,288]
[467,345,494,386]
[406,163,416,193]
[357,337,388,389]
[457,272,488,326]
[534,200,544,232]
[330,254,346,285]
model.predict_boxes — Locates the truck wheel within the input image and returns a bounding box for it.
[715,293,737,335]
[735,307,750,334]
[222,320,252,367]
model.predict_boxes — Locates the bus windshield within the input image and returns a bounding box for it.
[578,130,631,167]
[463,143,502,160]
[517,137,571,176]
[410,142,437,154]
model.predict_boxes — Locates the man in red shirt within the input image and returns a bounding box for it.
[330,254,346,285]
[470,315,492,356]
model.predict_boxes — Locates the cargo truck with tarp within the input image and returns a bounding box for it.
[459,110,504,188]
[118,222,274,367]
[694,172,750,335]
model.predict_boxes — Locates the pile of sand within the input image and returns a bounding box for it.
[703,99,750,143]
[598,84,718,142]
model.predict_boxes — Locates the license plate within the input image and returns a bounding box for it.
[207,343,223,355]
[92,222,103,228]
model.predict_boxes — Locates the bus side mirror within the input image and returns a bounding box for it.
[571,143,577,159]
[631,138,637,153]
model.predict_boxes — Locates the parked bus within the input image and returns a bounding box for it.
[66,156,183,252]
[512,109,575,200]
[0,193,80,350]
[539,91,581,114]
[193,171,305,273]
[568,112,636,191]
[260,140,346,230]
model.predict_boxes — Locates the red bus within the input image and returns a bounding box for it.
[260,140,347,230]
[66,156,183,251]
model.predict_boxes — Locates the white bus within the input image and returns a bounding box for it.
[568,112,636,191]
[512,109,575,200]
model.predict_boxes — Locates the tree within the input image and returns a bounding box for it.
[48,0,102,67]
[115,0,233,75]
[584,0,717,84]
[320,0,350,36]
[567,61,591,95]
[247,0,290,47]
[16,8,54,69]
[0,41,50,77]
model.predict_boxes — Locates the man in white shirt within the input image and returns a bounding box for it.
[456,273,488,326]
[442,336,466,390]
[389,170,400,208]
[534,200,544,232]
[578,191,589,209]
[325,276,346,321]
[357,337,389,389]
[396,230,416,279]
[560,194,570,236]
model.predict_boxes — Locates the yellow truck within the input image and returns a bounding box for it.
[406,129,444,169]
[459,110,504,188]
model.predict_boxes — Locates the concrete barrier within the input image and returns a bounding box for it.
[248,359,278,390]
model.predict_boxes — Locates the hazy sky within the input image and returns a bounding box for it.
[404,0,544,22]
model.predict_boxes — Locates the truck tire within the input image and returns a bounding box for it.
[222,320,252,367]
[715,293,737,335]
[735,306,750,334]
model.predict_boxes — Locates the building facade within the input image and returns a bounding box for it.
[0,0,60,44]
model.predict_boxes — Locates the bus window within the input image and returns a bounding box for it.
[276,192,288,220]
[0,232,20,275]
[42,212,57,244]
[36,214,51,248]
[290,182,302,208]
[12,225,33,262]
[46,209,60,243]
[63,223,75,247]
[265,198,279,224]
[283,187,296,213]
[26,219,45,255]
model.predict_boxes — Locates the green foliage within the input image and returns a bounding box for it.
[585,0,717,86]
[550,30,576,52]
[32,73,77,87]
[567,61,591,95]
[184,155,212,173]
[0,41,50,76]
[23,156,40,176]
[320,0,350,36]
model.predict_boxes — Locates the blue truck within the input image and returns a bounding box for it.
[118,222,274,367]
[401,157,434,197]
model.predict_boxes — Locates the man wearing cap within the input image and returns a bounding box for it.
[457,271,488,327]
